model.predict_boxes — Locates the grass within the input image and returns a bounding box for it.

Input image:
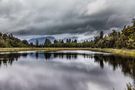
[0,48,135,58]
[90,48,135,58]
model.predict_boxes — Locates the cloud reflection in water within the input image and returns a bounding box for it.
[0,51,133,90]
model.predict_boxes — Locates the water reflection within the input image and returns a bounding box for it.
[0,51,134,90]
[94,54,135,84]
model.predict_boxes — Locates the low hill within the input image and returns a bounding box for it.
[0,33,29,47]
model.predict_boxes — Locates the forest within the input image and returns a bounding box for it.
[43,19,135,49]
[0,32,29,47]
[0,19,135,49]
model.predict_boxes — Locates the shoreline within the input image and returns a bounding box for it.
[0,48,135,58]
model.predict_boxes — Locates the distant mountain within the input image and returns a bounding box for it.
[28,35,93,45]
[28,36,55,45]
[62,36,78,42]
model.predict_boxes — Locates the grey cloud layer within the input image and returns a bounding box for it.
[0,0,135,35]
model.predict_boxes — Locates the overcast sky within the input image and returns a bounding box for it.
[0,0,135,35]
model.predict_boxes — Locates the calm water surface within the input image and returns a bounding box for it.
[0,50,134,90]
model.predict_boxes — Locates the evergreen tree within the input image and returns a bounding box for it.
[73,39,77,43]
[44,39,51,47]
[100,31,104,39]
[132,18,135,26]
[61,40,64,44]
[36,40,39,47]
[22,40,28,45]
[54,40,58,44]
[66,39,69,43]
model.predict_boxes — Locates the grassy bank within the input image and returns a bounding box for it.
[0,48,135,58]
[89,48,135,58]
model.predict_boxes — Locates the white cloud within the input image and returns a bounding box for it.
[86,0,107,15]
[0,0,134,34]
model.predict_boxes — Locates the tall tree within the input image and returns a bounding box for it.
[44,38,51,47]
[73,39,77,43]
[54,40,58,44]
[132,18,135,26]
[22,40,28,45]
[36,40,39,47]
[100,31,104,39]
[61,40,64,44]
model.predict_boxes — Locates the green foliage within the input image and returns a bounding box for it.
[1,19,134,49]
[36,40,39,47]
[127,83,135,90]
[44,38,52,47]
[100,31,104,39]
[0,33,29,47]
[45,19,135,49]
[80,20,135,49]
[46,39,79,48]
[132,18,135,27]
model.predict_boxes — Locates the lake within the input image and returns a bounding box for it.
[0,50,134,90]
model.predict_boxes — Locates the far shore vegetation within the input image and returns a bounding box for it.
[42,19,135,49]
[0,19,135,58]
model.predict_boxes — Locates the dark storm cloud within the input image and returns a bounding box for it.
[0,0,135,35]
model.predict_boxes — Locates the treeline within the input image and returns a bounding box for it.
[90,19,135,49]
[41,19,135,49]
[1,19,135,49]
[0,33,29,47]
[34,38,78,47]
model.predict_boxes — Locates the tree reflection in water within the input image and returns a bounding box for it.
[0,51,135,84]
[94,54,135,85]
[0,53,26,66]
